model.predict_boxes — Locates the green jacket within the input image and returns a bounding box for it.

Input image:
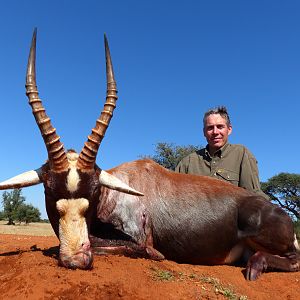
[175,143,269,200]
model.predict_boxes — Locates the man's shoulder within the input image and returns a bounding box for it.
[193,148,207,158]
[181,148,206,161]
[228,144,246,151]
[181,150,199,160]
[229,144,257,159]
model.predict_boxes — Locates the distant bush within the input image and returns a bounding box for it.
[15,203,41,224]
[143,142,201,171]
[40,219,50,223]
[1,189,41,225]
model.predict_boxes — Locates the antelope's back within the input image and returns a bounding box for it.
[106,159,250,263]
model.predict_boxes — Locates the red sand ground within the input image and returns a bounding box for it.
[0,234,299,299]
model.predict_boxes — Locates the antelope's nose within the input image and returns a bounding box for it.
[81,240,91,251]
[59,251,93,270]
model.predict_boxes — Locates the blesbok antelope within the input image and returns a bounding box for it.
[0,29,299,280]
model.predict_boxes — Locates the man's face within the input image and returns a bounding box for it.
[203,114,232,154]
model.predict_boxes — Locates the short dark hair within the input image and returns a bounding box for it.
[203,106,231,127]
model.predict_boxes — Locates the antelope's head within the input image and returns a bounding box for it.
[0,29,143,270]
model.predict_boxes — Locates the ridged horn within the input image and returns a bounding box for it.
[26,28,68,172]
[77,34,118,170]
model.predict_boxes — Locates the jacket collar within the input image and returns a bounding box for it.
[205,143,230,158]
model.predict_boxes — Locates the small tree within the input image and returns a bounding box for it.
[261,173,300,220]
[15,204,41,224]
[1,189,25,225]
[1,189,41,224]
[143,142,201,171]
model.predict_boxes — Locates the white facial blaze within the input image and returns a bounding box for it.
[56,198,89,257]
[66,152,80,193]
[67,167,80,193]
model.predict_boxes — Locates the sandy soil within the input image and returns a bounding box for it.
[0,226,299,299]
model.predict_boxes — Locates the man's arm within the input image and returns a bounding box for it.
[175,158,187,173]
[239,148,269,200]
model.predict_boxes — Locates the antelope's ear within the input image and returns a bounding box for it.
[0,168,42,190]
[98,170,144,196]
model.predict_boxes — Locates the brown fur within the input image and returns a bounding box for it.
[89,159,299,280]
[15,156,298,279]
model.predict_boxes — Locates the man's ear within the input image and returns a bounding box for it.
[203,126,207,138]
[228,125,233,136]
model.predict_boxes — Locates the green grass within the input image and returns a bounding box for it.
[151,268,175,281]
[150,267,248,299]
[199,276,247,300]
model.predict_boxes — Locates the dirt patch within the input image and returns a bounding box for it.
[0,232,299,299]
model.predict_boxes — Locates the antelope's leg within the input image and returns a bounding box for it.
[246,251,300,280]
[89,236,164,260]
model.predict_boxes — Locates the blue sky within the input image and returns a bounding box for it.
[0,1,299,218]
